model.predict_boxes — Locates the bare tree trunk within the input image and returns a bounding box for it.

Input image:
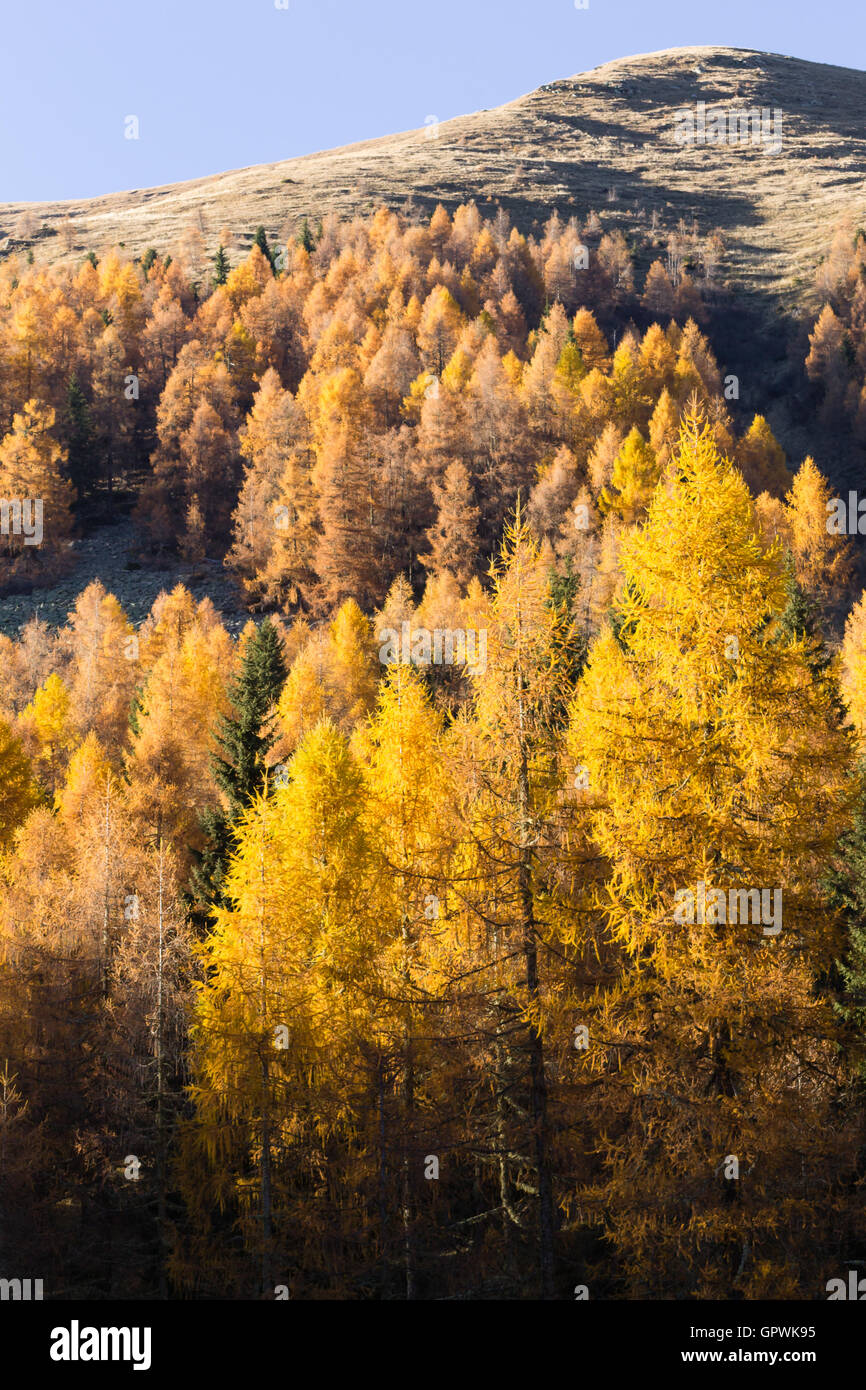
[518,746,555,1300]
[155,835,168,1298]
[401,917,416,1301]
[258,819,273,1296]
[493,1039,515,1250]
[101,774,113,996]
[377,1057,389,1294]
[260,1053,273,1296]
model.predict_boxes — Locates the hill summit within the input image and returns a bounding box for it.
[2,46,865,313]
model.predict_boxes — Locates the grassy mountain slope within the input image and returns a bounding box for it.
[2,45,864,318]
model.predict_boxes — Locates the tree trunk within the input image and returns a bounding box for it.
[258,820,273,1296]
[401,917,416,1300]
[260,1052,273,1296]
[377,1057,389,1294]
[518,746,556,1299]
[101,774,113,996]
[155,837,168,1298]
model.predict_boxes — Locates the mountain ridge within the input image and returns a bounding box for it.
[1,45,864,321]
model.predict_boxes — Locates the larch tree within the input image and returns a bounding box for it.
[444,510,596,1298]
[422,460,481,588]
[312,369,385,610]
[357,664,451,1296]
[647,386,680,470]
[571,309,610,374]
[569,413,858,1297]
[125,615,233,864]
[806,304,848,416]
[788,455,854,600]
[735,414,790,498]
[527,445,580,547]
[599,426,659,523]
[0,716,39,847]
[841,592,866,746]
[65,582,138,752]
[0,400,74,575]
[20,671,76,795]
[184,722,377,1296]
[226,368,316,609]
[416,285,465,377]
[641,260,677,319]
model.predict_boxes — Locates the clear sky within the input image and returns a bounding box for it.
[3,0,863,203]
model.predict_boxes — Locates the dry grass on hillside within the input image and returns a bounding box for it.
[2,46,865,323]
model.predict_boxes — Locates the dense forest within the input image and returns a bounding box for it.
[1,201,866,1299]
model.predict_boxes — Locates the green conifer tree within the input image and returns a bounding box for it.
[213,245,230,286]
[64,375,95,502]
[297,218,315,253]
[253,226,273,269]
[190,619,288,915]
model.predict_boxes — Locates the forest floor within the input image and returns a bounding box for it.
[0,520,251,637]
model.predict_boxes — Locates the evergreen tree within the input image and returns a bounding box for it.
[63,375,95,502]
[253,226,273,269]
[826,765,866,1067]
[190,620,288,914]
[214,620,288,811]
[212,244,229,287]
[297,217,315,253]
[777,555,836,682]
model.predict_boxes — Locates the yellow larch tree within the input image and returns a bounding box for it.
[599,426,659,524]
[569,413,858,1296]
[442,511,599,1299]
[787,454,853,599]
[0,716,39,848]
[183,722,378,1296]
[0,400,74,574]
[20,671,76,794]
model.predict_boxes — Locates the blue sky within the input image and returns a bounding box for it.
[3,0,863,202]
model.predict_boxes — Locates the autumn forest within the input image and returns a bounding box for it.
[2,197,866,1302]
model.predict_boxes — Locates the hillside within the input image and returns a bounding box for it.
[5,37,866,1321]
[2,43,866,637]
[3,46,866,317]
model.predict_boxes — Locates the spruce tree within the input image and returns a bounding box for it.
[297,217,315,253]
[190,620,288,916]
[213,619,288,812]
[253,226,273,269]
[64,376,95,503]
[826,765,866,1059]
[776,554,847,722]
[213,245,229,287]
